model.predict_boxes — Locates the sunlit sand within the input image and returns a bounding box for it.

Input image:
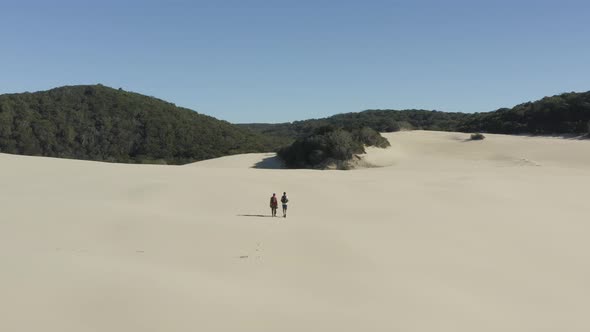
[1,131,589,331]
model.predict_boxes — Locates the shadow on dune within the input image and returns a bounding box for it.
[237,214,272,218]
[447,134,476,142]
[252,155,285,169]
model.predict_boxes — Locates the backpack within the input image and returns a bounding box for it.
[281,196,288,204]
[270,197,278,206]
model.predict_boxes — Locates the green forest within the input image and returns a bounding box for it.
[457,91,590,134]
[0,85,282,164]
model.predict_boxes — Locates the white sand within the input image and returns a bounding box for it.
[1,130,589,331]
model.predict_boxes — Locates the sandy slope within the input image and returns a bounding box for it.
[1,131,589,332]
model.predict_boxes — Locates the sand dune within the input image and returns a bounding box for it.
[188,152,284,169]
[1,131,589,331]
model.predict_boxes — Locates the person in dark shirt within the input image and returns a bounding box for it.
[281,192,289,218]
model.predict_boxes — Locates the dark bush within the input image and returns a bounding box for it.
[470,133,486,140]
[352,127,390,148]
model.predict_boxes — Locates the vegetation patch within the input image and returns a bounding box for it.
[277,126,390,169]
[470,133,486,140]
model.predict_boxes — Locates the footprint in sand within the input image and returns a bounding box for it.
[237,243,262,259]
[515,158,541,166]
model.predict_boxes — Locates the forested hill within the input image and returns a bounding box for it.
[457,91,590,134]
[241,91,590,138]
[0,85,279,164]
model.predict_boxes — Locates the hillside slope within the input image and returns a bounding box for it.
[0,85,277,164]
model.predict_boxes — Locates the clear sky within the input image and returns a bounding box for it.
[1,0,589,123]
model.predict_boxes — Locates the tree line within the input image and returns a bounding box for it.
[241,91,590,138]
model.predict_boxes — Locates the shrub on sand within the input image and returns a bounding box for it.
[277,126,390,169]
[470,133,486,140]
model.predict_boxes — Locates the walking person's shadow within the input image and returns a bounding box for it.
[237,214,272,218]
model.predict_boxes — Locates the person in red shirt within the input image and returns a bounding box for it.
[269,193,278,217]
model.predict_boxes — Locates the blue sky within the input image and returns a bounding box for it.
[1,0,589,123]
